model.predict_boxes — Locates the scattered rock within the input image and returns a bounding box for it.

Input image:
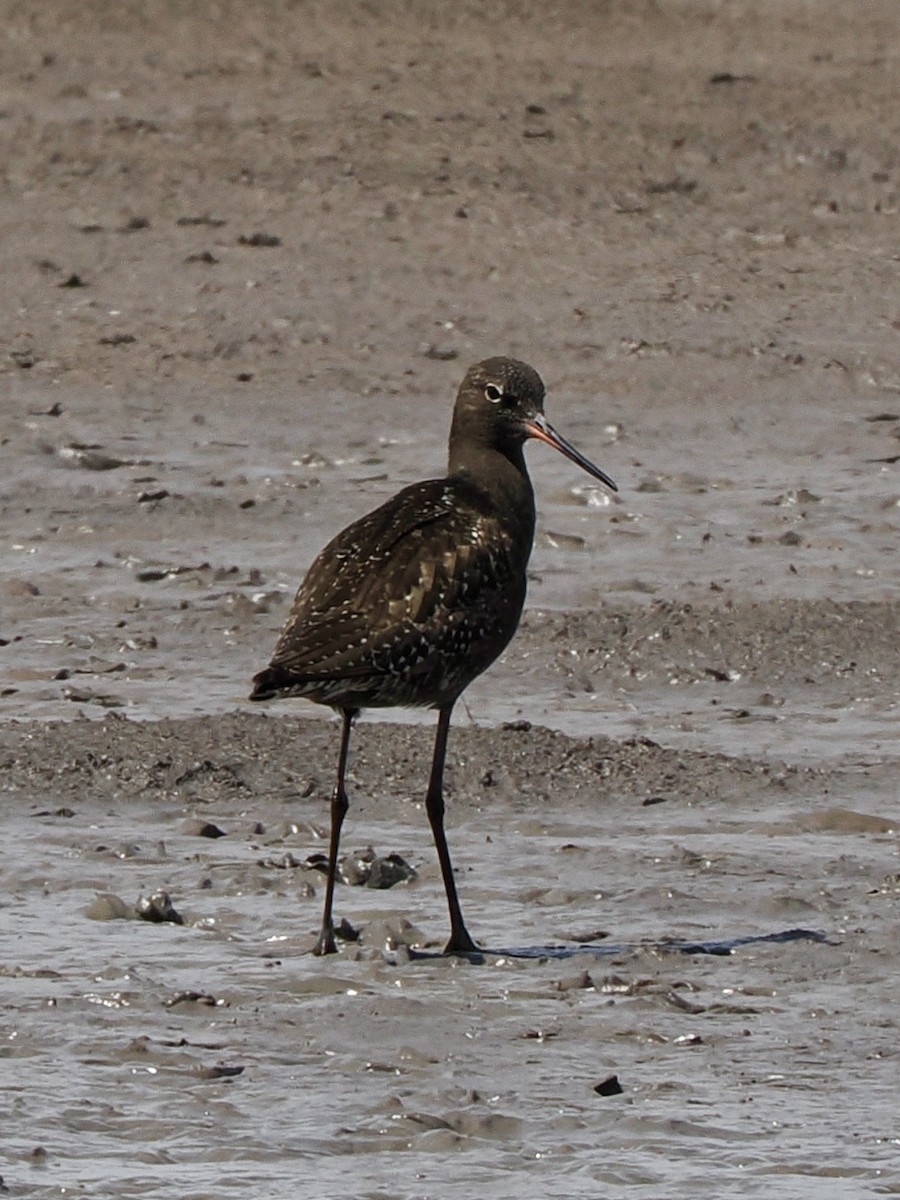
[180,818,227,838]
[135,890,184,925]
[85,893,133,920]
[192,1064,245,1079]
[594,1075,624,1096]
[58,444,127,470]
[164,991,219,1007]
[305,847,418,888]
[238,232,281,247]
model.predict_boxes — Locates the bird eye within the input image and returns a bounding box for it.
[484,384,503,402]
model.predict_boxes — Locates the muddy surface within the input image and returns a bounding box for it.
[1,3,899,1198]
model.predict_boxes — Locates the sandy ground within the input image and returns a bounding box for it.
[1,2,899,1197]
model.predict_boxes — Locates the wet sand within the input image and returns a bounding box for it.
[2,2,899,1197]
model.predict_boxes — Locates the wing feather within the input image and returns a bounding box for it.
[257,477,527,702]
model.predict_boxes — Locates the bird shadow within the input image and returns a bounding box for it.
[407,927,833,964]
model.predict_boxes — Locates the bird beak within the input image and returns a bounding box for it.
[524,413,618,492]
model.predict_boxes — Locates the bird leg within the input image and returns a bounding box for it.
[426,704,480,954]
[313,707,356,955]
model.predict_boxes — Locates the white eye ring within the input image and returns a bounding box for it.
[485,384,503,402]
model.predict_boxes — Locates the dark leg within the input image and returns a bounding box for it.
[313,707,356,955]
[426,704,479,954]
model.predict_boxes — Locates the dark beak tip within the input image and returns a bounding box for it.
[525,416,618,493]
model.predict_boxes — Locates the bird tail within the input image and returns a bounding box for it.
[248,665,293,701]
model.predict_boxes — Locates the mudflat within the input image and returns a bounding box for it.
[1,3,898,1196]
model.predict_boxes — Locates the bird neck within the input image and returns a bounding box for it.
[448,436,536,536]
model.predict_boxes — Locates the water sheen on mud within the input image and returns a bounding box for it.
[2,2,900,1197]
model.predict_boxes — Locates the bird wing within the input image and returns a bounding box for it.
[263,478,522,685]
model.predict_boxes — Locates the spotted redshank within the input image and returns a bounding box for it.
[250,357,617,954]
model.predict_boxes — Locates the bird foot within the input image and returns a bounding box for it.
[444,929,481,955]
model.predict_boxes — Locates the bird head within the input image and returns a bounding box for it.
[451,357,617,491]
